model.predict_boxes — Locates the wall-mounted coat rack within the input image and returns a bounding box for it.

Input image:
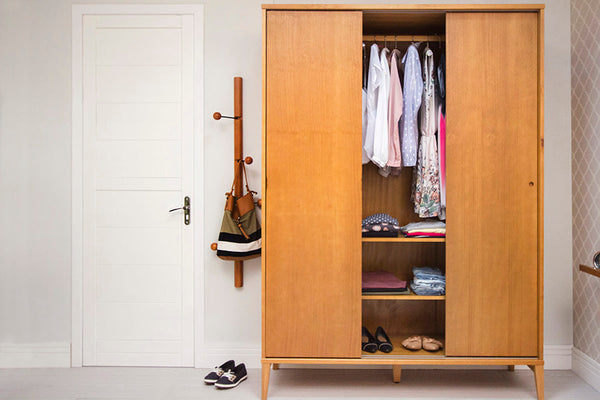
[210,77,261,288]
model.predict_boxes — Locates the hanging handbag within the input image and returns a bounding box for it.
[216,161,261,260]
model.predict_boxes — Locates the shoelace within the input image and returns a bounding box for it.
[222,370,236,382]
[212,367,224,376]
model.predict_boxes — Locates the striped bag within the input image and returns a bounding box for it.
[216,163,261,260]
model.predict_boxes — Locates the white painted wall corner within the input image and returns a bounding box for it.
[572,347,600,393]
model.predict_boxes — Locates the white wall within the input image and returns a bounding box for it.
[0,0,572,367]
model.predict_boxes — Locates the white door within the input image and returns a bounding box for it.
[82,14,195,366]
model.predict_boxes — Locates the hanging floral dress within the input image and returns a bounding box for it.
[413,47,441,218]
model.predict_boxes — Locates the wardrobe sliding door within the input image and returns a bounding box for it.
[264,11,362,358]
[445,12,540,357]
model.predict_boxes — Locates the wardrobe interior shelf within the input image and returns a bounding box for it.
[362,34,445,42]
[362,237,445,243]
[362,293,445,301]
[361,336,446,358]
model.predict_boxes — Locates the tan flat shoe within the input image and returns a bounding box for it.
[422,337,444,352]
[401,335,422,350]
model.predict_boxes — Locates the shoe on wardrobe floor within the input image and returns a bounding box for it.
[215,363,248,389]
[401,335,423,350]
[375,326,393,353]
[422,336,444,352]
[362,327,378,353]
[204,360,235,384]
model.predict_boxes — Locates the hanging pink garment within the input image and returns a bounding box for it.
[438,105,446,219]
[386,49,403,169]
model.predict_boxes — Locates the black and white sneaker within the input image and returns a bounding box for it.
[214,363,247,389]
[204,360,235,384]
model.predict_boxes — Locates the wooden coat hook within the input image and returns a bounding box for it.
[210,77,261,288]
[213,112,240,120]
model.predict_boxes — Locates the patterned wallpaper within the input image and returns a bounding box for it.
[571,0,600,364]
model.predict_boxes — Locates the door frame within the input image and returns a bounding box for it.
[71,4,204,367]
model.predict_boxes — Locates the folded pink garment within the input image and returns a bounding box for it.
[362,271,407,290]
[405,232,446,237]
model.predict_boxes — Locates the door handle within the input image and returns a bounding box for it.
[169,196,191,225]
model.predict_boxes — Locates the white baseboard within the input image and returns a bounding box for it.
[0,342,571,371]
[544,344,573,370]
[197,344,572,371]
[197,346,261,369]
[0,343,71,368]
[572,347,600,392]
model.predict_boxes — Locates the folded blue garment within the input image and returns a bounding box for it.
[411,266,446,295]
[413,279,445,287]
[413,266,444,277]
[410,282,445,296]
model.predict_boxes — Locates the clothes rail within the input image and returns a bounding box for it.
[363,35,445,42]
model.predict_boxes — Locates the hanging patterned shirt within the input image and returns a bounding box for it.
[400,44,423,167]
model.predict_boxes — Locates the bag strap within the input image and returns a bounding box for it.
[227,160,257,197]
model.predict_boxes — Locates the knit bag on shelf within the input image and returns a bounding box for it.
[216,162,261,260]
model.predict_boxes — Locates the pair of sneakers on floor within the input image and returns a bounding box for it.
[204,360,247,389]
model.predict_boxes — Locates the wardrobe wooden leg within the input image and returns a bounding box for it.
[530,364,544,400]
[508,365,515,372]
[262,363,271,400]
[272,363,279,370]
[392,365,401,383]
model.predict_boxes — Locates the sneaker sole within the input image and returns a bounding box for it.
[215,375,247,389]
[204,379,218,384]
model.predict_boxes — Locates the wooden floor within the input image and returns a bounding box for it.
[1,367,599,399]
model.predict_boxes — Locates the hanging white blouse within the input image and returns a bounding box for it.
[363,44,381,163]
[400,44,423,167]
[371,47,390,169]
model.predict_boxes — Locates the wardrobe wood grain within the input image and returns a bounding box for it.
[363,12,445,35]
[362,300,445,338]
[264,10,362,358]
[362,242,445,281]
[261,357,544,366]
[537,8,545,360]
[262,4,545,11]
[261,7,267,360]
[445,12,539,357]
[362,164,421,225]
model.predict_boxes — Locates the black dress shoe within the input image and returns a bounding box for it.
[375,326,393,353]
[362,327,378,353]
[204,360,235,384]
[215,363,248,389]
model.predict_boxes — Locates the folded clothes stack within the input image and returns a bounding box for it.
[362,213,401,237]
[401,221,446,238]
[410,266,446,296]
[362,271,408,295]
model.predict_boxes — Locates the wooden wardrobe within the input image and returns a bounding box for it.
[261,4,544,400]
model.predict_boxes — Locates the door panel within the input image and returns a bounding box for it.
[82,14,194,366]
[445,12,539,356]
[265,11,362,358]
